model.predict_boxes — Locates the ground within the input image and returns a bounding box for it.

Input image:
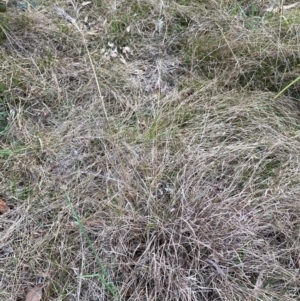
[1,0,300,300]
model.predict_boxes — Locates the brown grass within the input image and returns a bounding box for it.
[1,0,300,300]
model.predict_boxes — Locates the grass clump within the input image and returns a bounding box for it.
[1,1,300,301]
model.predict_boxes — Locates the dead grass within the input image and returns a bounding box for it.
[1,0,300,300]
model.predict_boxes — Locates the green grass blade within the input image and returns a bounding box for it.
[66,194,120,300]
[274,75,300,99]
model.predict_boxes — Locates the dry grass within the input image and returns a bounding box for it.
[1,0,300,300]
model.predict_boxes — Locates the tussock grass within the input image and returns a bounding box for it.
[1,1,300,300]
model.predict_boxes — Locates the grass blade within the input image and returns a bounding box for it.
[66,194,120,300]
[274,75,300,99]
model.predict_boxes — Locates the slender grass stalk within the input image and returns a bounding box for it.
[274,75,300,99]
[66,194,120,300]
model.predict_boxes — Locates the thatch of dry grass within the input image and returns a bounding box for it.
[1,0,300,300]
